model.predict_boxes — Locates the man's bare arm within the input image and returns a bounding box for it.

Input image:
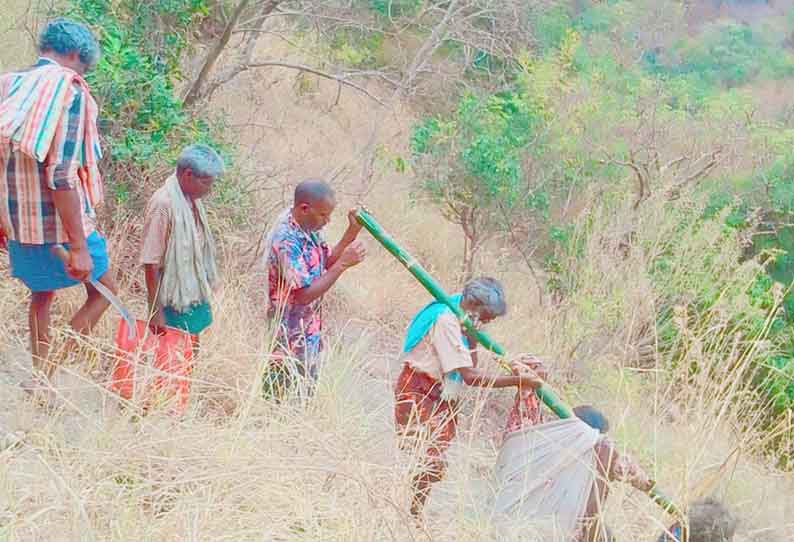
[290,264,346,305]
[457,366,543,390]
[51,85,91,281]
[143,264,167,329]
[605,442,655,492]
[52,189,91,280]
[290,242,366,305]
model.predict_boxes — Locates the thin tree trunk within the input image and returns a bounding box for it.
[461,229,480,285]
[400,0,462,95]
[461,231,471,283]
[195,0,283,105]
[183,0,252,107]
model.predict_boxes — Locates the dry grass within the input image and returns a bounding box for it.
[0,0,51,73]
[1,187,793,541]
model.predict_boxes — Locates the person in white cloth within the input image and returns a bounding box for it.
[574,405,655,541]
[494,402,655,542]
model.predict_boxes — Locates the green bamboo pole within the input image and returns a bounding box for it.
[355,208,682,518]
[355,209,573,419]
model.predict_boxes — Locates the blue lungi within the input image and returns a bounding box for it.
[8,231,110,292]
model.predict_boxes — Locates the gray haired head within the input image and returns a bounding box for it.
[462,276,507,320]
[39,18,100,69]
[176,144,225,178]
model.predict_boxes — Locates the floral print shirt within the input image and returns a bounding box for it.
[267,213,330,366]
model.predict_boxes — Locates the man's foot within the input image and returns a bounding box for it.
[409,494,428,521]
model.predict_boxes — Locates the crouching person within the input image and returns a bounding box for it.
[574,405,655,542]
[140,144,223,345]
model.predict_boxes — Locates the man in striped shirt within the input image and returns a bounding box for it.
[0,18,114,400]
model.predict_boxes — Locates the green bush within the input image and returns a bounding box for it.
[575,1,621,34]
[648,21,794,89]
[661,197,794,418]
[330,28,385,68]
[64,0,231,210]
[368,0,422,18]
[412,89,542,211]
[533,6,574,51]
[409,85,549,274]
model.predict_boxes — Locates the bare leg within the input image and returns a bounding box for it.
[191,335,200,359]
[21,291,56,404]
[55,273,116,371]
[580,471,611,542]
[69,272,115,334]
[581,520,615,542]
[409,458,445,518]
[29,290,55,378]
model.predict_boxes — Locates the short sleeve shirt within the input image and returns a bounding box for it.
[139,183,204,267]
[404,311,474,381]
[267,212,330,362]
[0,59,97,244]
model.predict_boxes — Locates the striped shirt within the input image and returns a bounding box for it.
[0,58,97,245]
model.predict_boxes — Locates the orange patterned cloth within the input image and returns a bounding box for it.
[503,389,544,439]
[504,391,543,438]
[394,362,459,463]
[503,354,546,439]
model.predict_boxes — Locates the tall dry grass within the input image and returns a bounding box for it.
[1,185,792,541]
[0,0,36,74]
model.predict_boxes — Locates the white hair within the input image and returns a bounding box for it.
[177,144,225,178]
[462,276,507,317]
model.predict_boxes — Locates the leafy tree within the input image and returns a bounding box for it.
[65,0,228,212]
[648,21,794,92]
[367,0,422,18]
[410,84,546,279]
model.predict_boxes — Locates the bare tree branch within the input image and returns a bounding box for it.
[246,61,386,104]
[400,0,464,95]
[598,153,648,210]
[184,0,253,107]
[497,202,544,307]
[665,149,723,201]
[185,0,289,106]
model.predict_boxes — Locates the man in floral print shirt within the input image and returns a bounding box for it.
[264,179,366,396]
